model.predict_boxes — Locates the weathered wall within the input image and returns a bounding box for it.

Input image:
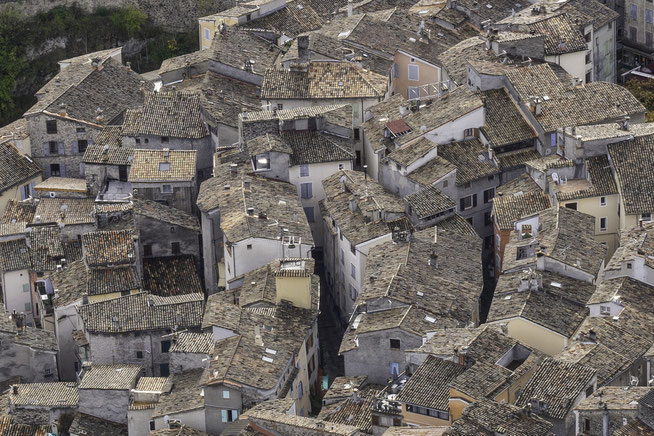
[78,388,131,423]
[0,0,237,32]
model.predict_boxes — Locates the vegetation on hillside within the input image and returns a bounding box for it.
[625,79,654,122]
[0,5,198,126]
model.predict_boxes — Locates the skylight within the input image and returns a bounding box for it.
[550,281,562,288]
[424,315,436,323]
[159,162,171,171]
[262,356,274,363]
[265,348,277,355]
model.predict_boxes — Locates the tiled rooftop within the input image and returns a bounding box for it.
[33,197,95,226]
[169,332,214,355]
[78,292,204,333]
[129,149,197,182]
[608,135,654,215]
[79,364,141,390]
[153,369,205,417]
[449,398,553,435]
[0,141,41,194]
[142,255,203,297]
[481,88,537,148]
[10,382,78,407]
[492,189,551,231]
[34,177,87,193]
[82,229,135,267]
[396,355,464,410]
[405,184,455,219]
[133,198,200,231]
[122,91,208,139]
[516,358,596,419]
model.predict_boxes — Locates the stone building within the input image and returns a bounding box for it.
[77,292,204,377]
[572,386,651,434]
[0,311,59,383]
[77,363,141,424]
[25,56,146,179]
[0,139,41,213]
[7,382,78,428]
[197,162,313,292]
[82,126,133,199]
[129,149,198,215]
[133,198,200,261]
[121,91,213,180]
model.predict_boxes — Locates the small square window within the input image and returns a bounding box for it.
[161,137,169,143]
[600,217,607,231]
[171,242,180,255]
[170,226,176,233]
[144,138,149,144]
[247,244,253,250]
[136,351,143,359]
[600,196,607,206]
[78,140,88,153]
[143,244,152,257]
[300,164,310,177]
[390,339,401,349]
[49,141,58,154]
[162,184,172,193]
[76,127,86,133]
[223,390,230,399]
[627,263,633,269]
[135,138,141,144]
[161,340,171,353]
[46,120,57,134]
[277,103,283,110]
[159,162,171,172]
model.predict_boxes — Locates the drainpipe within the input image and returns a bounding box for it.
[574,410,580,436]
[603,405,609,436]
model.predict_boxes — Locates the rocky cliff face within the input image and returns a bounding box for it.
[0,0,236,31]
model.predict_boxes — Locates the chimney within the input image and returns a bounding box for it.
[621,116,630,131]
[230,163,238,175]
[347,0,353,17]
[353,388,359,403]
[298,35,309,58]
[12,386,18,395]
[247,207,255,216]
[429,250,438,270]
[536,250,545,270]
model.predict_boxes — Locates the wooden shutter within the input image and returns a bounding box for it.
[72,141,78,154]
[473,194,478,208]
[60,164,66,177]
[42,143,49,156]
[58,142,64,155]
[460,198,465,211]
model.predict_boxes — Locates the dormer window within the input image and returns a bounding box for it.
[255,153,270,171]
[385,119,412,138]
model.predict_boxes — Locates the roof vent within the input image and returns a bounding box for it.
[247,207,255,216]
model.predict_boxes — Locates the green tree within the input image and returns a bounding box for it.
[111,5,147,37]
[0,36,23,125]
[625,79,654,122]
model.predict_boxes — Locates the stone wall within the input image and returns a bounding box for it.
[0,0,238,32]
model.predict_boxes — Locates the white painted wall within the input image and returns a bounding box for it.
[3,269,35,326]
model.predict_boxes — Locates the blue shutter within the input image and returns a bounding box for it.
[60,165,66,177]
[42,143,49,156]
[88,139,94,145]
[44,165,50,178]
[58,142,64,155]
[72,141,78,154]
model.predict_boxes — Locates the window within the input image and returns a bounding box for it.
[161,137,169,143]
[350,243,356,255]
[304,207,315,223]
[46,120,57,134]
[630,26,638,41]
[136,351,143,359]
[630,3,638,18]
[24,303,32,313]
[565,202,578,211]
[460,194,477,211]
[221,409,239,423]
[464,128,474,138]
[349,284,357,300]
[300,183,312,199]
[390,339,401,349]
[443,179,448,188]
[408,86,419,99]
[550,133,557,147]
[600,217,607,231]
[641,213,652,222]
[161,340,171,353]
[162,184,172,193]
[484,211,492,226]
[159,363,169,377]
[204,27,210,40]
[584,32,592,43]
[277,103,283,110]
[144,138,149,144]
[77,140,88,153]
[44,368,52,377]
[354,128,360,141]
[390,362,399,377]
[600,305,611,315]
[223,390,230,399]
[393,62,399,78]
[143,244,152,257]
[135,138,141,144]
[300,164,310,177]
[246,244,253,250]
[150,421,156,431]
[351,263,356,279]
[585,71,592,84]
[585,51,592,65]
[171,242,181,254]
[627,262,633,269]
[255,153,270,170]
[22,283,29,293]
[483,188,495,203]
[49,141,59,154]
[340,248,345,265]
[50,164,61,177]
[408,64,419,81]
[600,196,607,206]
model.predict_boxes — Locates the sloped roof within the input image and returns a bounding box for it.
[0,141,41,194]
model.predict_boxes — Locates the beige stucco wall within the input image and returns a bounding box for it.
[392,51,441,99]
[496,317,567,356]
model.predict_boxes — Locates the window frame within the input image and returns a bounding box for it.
[46,120,57,134]
[299,164,310,177]
[408,64,419,81]
[599,217,607,232]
